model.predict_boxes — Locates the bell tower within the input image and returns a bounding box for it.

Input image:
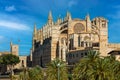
[10,41,19,56]
[95,17,108,56]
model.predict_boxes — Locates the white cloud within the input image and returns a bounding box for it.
[68,0,77,8]
[0,20,31,31]
[5,5,16,12]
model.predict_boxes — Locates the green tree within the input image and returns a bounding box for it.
[73,50,100,80]
[113,61,120,80]
[72,50,120,80]
[28,66,44,80]
[19,68,29,80]
[105,55,120,80]
[46,58,68,80]
[1,54,20,76]
[0,56,3,63]
[87,58,114,80]
[19,66,44,80]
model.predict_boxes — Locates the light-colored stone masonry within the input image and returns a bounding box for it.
[32,11,120,66]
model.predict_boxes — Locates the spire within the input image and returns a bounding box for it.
[48,11,53,25]
[86,13,91,32]
[57,15,61,24]
[86,13,90,21]
[34,23,37,35]
[10,41,12,53]
[10,41,12,46]
[32,23,37,51]
[33,23,37,39]
[66,11,72,21]
[48,11,52,20]
[66,11,69,17]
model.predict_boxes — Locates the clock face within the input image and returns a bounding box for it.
[74,23,85,33]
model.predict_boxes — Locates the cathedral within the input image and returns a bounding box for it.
[32,11,120,66]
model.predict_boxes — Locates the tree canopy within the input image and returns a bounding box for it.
[0,53,20,77]
[46,58,68,80]
[19,66,44,80]
[1,51,120,80]
[72,50,120,80]
[0,54,20,66]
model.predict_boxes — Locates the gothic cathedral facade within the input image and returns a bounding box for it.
[32,11,120,66]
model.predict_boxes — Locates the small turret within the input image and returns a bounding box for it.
[65,11,72,21]
[56,15,62,24]
[33,23,37,39]
[10,41,12,53]
[86,13,91,32]
[48,11,53,25]
[10,41,12,46]
[86,13,90,21]
[32,24,37,51]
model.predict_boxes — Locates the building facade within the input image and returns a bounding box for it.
[10,42,27,69]
[32,11,120,66]
[0,42,28,73]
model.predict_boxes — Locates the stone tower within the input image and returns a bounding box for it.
[93,17,108,56]
[10,41,19,56]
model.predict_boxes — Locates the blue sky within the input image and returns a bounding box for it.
[0,0,120,55]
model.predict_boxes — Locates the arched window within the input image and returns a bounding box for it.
[81,41,84,47]
[69,39,73,50]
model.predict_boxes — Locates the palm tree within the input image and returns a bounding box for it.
[46,58,68,80]
[113,61,120,80]
[18,68,29,80]
[87,58,114,80]
[72,50,120,80]
[18,66,44,80]
[85,50,100,63]
[73,50,100,80]
[105,55,120,80]
[28,66,44,80]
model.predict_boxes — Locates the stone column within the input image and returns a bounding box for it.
[87,42,89,47]
[88,42,89,47]
[62,39,66,61]
[84,41,86,47]
[59,40,61,60]
[62,47,66,61]
[90,42,92,47]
